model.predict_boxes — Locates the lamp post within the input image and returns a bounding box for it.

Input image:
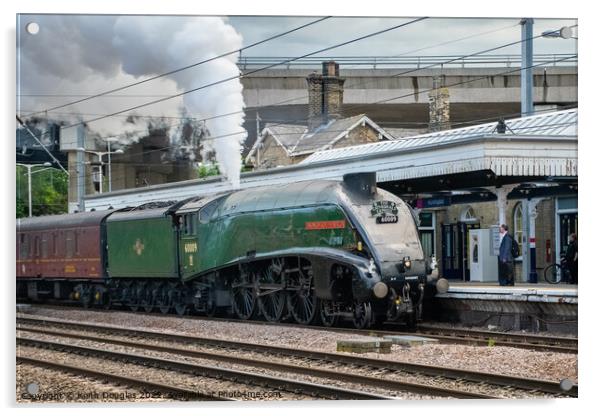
[17,162,52,217]
[518,25,574,282]
[520,18,534,117]
[76,145,123,193]
[105,138,119,192]
[542,27,573,39]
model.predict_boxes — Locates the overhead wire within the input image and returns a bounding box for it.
[65,24,577,140]
[18,23,576,143]
[16,23,577,187]
[22,16,333,118]
[28,54,577,187]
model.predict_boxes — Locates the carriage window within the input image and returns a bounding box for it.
[34,235,40,257]
[53,233,58,256]
[19,234,29,259]
[41,233,49,258]
[75,231,80,255]
[66,231,75,258]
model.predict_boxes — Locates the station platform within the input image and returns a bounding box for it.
[438,282,578,304]
[426,281,578,335]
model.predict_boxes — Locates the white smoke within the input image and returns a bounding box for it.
[112,16,246,187]
[17,15,247,187]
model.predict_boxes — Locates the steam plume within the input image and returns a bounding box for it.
[18,15,247,187]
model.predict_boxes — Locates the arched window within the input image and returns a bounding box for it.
[460,206,478,223]
[513,203,523,259]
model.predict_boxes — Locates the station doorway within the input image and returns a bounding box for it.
[556,196,578,262]
[559,213,578,256]
[441,222,480,281]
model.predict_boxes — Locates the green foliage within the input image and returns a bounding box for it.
[16,166,68,218]
[240,155,253,173]
[198,163,220,179]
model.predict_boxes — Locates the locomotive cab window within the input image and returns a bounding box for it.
[198,198,222,224]
[182,213,197,236]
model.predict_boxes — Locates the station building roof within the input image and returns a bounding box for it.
[301,109,577,165]
[84,109,577,212]
[245,114,394,163]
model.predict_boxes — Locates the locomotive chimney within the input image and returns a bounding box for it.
[342,172,377,199]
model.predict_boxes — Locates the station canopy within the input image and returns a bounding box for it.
[84,109,577,211]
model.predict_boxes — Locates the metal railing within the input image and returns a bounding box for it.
[237,54,577,70]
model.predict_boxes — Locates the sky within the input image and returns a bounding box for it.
[15,15,578,144]
[228,16,577,58]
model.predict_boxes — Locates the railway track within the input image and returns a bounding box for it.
[17,315,577,398]
[414,324,578,353]
[17,356,235,401]
[18,337,393,401]
[19,303,578,354]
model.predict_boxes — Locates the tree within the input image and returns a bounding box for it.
[198,163,220,179]
[16,166,68,218]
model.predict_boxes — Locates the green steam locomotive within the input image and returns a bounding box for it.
[17,172,435,329]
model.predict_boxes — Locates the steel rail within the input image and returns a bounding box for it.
[17,336,392,401]
[16,316,577,397]
[17,355,234,401]
[17,304,578,353]
[17,326,496,399]
[415,324,578,350]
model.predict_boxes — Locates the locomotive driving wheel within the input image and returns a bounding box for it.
[319,299,339,327]
[352,301,373,329]
[231,282,256,320]
[287,262,317,325]
[257,260,287,322]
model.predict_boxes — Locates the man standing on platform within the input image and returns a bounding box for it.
[565,233,578,284]
[498,224,514,286]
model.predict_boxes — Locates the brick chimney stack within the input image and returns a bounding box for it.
[307,72,323,131]
[306,61,345,132]
[428,76,451,132]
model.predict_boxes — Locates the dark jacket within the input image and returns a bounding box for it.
[499,233,513,262]
[566,241,577,264]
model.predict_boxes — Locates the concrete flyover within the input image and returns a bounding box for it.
[240,62,577,140]
[242,66,577,106]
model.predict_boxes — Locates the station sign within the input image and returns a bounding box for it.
[415,196,451,209]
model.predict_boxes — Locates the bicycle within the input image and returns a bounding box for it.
[543,257,571,284]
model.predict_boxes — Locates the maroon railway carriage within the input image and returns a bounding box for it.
[16,210,115,301]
